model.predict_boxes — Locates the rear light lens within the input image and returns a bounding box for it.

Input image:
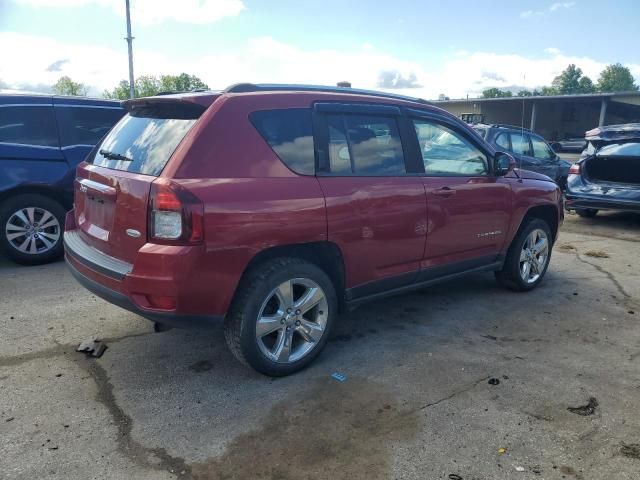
[149,181,204,244]
[568,163,581,175]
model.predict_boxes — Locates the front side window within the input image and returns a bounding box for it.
[413,119,488,175]
[56,106,124,147]
[324,114,406,176]
[0,105,58,147]
[531,136,555,159]
[250,108,315,175]
[510,132,532,156]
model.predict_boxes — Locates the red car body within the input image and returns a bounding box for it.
[65,86,563,330]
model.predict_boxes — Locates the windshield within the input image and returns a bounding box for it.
[596,142,640,157]
[90,104,202,176]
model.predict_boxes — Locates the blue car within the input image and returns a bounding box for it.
[0,94,124,264]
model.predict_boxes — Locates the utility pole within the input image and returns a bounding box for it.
[125,0,135,99]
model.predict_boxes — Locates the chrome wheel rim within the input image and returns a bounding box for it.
[5,207,60,255]
[520,228,549,284]
[256,278,329,364]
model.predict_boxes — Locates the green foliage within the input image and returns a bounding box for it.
[517,90,533,97]
[52,76,88,96]
[482,88,513,98]
[597,63,639,92]
[103,73,209,100]
[551,64,594,94]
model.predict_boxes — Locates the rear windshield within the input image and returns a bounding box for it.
[596,142,640,157]
[90,103,202,176]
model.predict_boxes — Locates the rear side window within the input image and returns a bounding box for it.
[56,106,124,146]
[250,109,315,175]
[495,132,510,150]
[90,103,202,176]
[0,105,58,147]
[324,114,406,176]
[510,132,532,156]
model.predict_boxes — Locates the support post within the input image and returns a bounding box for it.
[125,0,135,99]
[598,98,608,127]
[530,101,537,132]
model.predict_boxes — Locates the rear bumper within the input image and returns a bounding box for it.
[565,194,640,212]
[64,223,226,329]
[65,253,223,329]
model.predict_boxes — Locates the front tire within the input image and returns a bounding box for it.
[495,218,553,292]
[575,208,598,218]
[224,257,337,376]
[0,194,66,265]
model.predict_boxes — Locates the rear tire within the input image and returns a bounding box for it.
[0,194,66,265]
[495,218,553,292]
[575,208,598,218]
[224,257,337,376]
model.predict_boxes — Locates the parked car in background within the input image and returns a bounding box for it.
[64,84,563,376]
[565,123,640,217]
[473,124,572,189]
[0,94,124,264]
[550,136,587,153]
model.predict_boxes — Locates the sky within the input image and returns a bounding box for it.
[0,0,638,99]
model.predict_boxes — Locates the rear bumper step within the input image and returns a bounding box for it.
[64,230,133,280]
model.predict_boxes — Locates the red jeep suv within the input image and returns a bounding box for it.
[64,84,563,376]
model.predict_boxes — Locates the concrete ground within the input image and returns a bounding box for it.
[1,212,639,480]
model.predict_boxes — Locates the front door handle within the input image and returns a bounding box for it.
[433,187,456,197]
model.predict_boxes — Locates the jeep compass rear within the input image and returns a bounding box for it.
[66,84,562,376]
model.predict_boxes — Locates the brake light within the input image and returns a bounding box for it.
[568,163,581,175]
[149,181,204,244]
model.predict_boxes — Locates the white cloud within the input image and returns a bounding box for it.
[1,32,639,99]
[544,47,562,55]
[521,1,575,18]
[11,0,245,25]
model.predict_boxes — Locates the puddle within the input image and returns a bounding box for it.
[191,377,418,480]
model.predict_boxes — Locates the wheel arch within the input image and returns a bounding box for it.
[0,185,71,212]
[233,241,347,311]
[517,204,559,242]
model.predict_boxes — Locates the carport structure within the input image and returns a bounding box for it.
[435,91,640,142]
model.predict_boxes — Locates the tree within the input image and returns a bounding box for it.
[551,64,594,94]
[597,63,639,92]
[103,73,209,100]
[540,86,557,96]
[52,76,88,96]
[482,88,513,98]
[517,90,533,97]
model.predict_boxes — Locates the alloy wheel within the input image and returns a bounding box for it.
[5,207,61,255]
[519,228,549,284]
[255,278,329,364]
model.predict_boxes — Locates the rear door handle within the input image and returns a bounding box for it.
[433,187,456,197]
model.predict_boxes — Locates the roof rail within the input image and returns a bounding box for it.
[223,83,431,104]
[491,123,532,132]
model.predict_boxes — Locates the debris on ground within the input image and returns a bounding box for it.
[620,443,640,460]
[331,372,347,382]
[481,334,498,340]
[76,339,107,358]
[585,250,610,258]
[488,378,501,386]
[498,447,507,454]
[557,244,577,252]
[567,396,598,416]
[448,475,463,480]
[514,466,525,472]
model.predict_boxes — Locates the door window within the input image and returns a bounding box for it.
[531,136,555,160]
[413,119,488,175]
[510,132,532,156]
[0,106,58,147]
[56,106,124,147]
[324,114,406,175]
[495,132,510,150]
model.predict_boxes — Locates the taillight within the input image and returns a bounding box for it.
[149,181,204,244]
[568,163,581,175]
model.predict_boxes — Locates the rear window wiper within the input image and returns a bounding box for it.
[99,149,132,162]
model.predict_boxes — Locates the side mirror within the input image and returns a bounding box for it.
[495,152,516,176]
